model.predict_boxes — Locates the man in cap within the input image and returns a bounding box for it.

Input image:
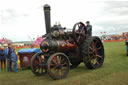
[86,21,92,37]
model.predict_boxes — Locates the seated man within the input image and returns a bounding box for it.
[86,21,92,37]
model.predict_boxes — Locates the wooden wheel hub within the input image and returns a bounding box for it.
[56,64,62,69]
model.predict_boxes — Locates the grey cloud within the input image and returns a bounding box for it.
[92,1,128,35]
[106,1,128,8]
[0,9,16,24]
[95,20,128,26]
[93,24,128,35]
[104,1,128,15]
[0,9,29,24]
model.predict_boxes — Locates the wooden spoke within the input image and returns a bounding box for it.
[61,62,67,66]
[61,58,65,63]
[89,47,94,52]
[52,59,58,65]
[89,54,94,58]
[34,65,38,70]
[96,60,100,65]
[77,35,81,42]
[39,56,41,62]
[77,26,85,42]
[37,67,40,73]
[76,31,80,34]
[91,41,96,49]
[94,40,98,47]
[96,46,102,51]
[89,51,93,54]
[57,69,62,76]
[59,56,62,63]
[50,63,57,67]
[50,66,57,70]
[91,54,97,60]
[80,26,84,33]
[39,68,42,73]
[34,60,39,65]
[56,56,62,64]
[35,69,38,72]
[91,59,95,64]
[78,25,80,31]
[96,55,102,58]
[56,56,59,63]
[81,33,84,36]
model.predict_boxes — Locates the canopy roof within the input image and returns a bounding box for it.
[0,38,10,44]
[33,37,43,45]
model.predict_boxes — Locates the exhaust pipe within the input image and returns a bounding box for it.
[44,4,51,34]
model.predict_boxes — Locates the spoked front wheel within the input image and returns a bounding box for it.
[31,52,47,76]
[47,52,70,80]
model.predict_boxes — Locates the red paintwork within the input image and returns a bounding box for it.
[18,53,35,68]
[58,40,76,52]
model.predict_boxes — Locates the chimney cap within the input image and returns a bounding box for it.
[44,4,50,10]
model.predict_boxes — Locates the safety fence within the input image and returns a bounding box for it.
[103,39,128,42]
[14,45,39,49]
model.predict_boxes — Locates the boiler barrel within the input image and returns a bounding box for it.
[40,39,76,53]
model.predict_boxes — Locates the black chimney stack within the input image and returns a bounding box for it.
[44,4,51,34]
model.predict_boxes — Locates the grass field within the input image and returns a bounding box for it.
[0,41,128,85]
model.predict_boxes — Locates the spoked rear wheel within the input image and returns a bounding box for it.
[82,37,104,69]
[31,52,47,76]
[47,52,70,80]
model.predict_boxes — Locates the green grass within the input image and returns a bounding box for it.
[0,41,128,85]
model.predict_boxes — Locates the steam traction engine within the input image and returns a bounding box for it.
[31,4,105,80]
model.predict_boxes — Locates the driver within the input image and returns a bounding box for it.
[86,21,92,37]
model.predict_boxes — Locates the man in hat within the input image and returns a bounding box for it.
[86,21,92,37]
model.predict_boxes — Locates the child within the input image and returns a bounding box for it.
[11,48,18,72]
[125,40,128,56]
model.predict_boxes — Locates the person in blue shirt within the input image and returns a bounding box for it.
[125,40,128,56]
[5,43,13,72]
[11,48,18,72]
[86,21,92,37]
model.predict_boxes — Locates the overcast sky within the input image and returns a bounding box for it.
[0,0,128,42]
